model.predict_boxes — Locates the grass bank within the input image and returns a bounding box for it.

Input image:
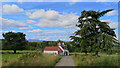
[2,52,61,66]
[73,54,119,66]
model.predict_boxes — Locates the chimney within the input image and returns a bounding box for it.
[58,42,61,46]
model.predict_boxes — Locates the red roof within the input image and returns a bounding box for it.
[44,46,58,51]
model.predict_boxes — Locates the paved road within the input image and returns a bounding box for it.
[55,56,75,66]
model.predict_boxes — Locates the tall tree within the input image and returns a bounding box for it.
[2,32,27,53]
[70,9,119,56]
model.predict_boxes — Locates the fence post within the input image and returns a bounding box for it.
[75,53,77,57]
[9,56,11,60]
[18,55,20,58]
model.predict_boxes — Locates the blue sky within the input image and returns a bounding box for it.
[0,2,118,41]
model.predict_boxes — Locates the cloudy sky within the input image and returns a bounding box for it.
[0,1,118,41]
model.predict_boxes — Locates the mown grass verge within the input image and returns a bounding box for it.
[73,54,119,66]
[2,52,62,66]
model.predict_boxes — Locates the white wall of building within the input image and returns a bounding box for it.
[43,50,58,54]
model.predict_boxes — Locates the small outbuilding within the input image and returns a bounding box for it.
[43,43,69,56]
[43,46,58,54]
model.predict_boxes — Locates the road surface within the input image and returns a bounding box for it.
[55,56,75,66]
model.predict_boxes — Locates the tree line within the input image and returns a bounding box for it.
[1,32,74,53]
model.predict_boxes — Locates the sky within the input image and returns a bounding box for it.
[0,1,119,41]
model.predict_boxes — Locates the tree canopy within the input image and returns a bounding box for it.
[70,9,119,56]
[2,32,27,53]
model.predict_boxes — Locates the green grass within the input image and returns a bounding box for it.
[69,52,95,55]
[69,52,78,55]
[0,50,35,53]
[73,53,119,66]
[2,50,37,66]
[2,54,23,61]
[1,50,39,63]
[2,52,62,66]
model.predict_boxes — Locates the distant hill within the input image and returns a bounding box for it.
[28,39,43,42]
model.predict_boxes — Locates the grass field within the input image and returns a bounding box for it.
[2,54,23,61]
[2,50,36,62]
[0,50,35,53]
[73,53,119,66]
[2,52,62,66]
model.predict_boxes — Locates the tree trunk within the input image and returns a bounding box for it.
[14,49,16,53]
[95,51,100,57]
[84,51,87,56]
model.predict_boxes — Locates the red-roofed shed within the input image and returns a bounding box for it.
[43,46,58,54]
[44,47,58,51]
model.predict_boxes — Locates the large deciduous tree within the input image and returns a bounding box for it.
[2,32,27,53]
[70,9,119,56]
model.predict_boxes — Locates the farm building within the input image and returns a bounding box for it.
[44,46,58,54]
[43,43,69,56]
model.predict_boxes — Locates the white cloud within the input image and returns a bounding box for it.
[109,22,118,29]
[96,0,107,2]
[37,29,75,41]
[70,0,82,5]
[0,7,2,15]
[44,29,66,33]
[18,0,23,4]
[39,37,50,40]
[0,30,16,33]
[27,29,42,33]
[27,33,71,41]
[26,35,50,41]
[11,30,16,32]
[0,31,9,33]
[25,27,76,41]
[30,29,75,41]
[1,0,119,2]
[26,20,35,24]
[107,10,117,16]
[101,20,111,22]
[101,20,118,28]
[0,17,27,29]
[0,17,33,30]
[3,4,24,14]
[26,9,79,29]
[37,29,75,36]
[26,9,60,19]
[19,26,34,30]
[36,29,75,38]
[96,0,119,2]
[71,0,80,2]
